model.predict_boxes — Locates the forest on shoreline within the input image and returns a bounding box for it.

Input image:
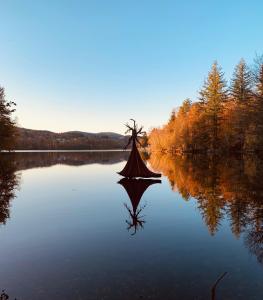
[149,56,263,154]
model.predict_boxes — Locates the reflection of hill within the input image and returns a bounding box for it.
[0,151,128,224]
[150,153,263,264]
[2,151,129,171]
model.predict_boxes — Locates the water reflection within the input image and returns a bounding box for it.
[6,151,129,171]
[0,151,128,225]
[118,178,161,235]
[150,153,263,265]
[0,152,262,298]
[0,156,20,225]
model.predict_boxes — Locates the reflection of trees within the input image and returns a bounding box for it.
[0,155,20,225]
[150,153,263,263]
[0,151,128,224]
[245,226,263,264]
[4,151,129,171]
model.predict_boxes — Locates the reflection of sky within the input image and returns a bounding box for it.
[1,1,263,133]
[0,160,262,299]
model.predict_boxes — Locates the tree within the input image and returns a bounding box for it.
[148,56,263,154]
[168,109,176,125]
[250,55,263,150]
[230,59,253,151]
[256,64,263,98]
[199,62,228,151]
[230,59,253,103]
[179,98,191,115]
[0,87,16,151]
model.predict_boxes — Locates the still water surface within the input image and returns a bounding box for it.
[0,152,262,299]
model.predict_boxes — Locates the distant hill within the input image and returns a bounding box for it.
[14,127,129,150]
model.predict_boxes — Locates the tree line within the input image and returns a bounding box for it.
[0,87,16,151]
[149,56,263,153]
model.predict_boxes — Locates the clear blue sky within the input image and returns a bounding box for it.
[0,0,263,133]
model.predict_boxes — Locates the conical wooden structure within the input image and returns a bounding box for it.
[118,119,161,178]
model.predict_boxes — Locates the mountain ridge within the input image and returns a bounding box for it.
[14,127,129,150]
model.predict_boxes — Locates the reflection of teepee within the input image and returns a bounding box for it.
[118,119,161,178]
[118,178,161,235]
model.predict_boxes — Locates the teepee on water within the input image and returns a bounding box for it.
[118,119,161,178]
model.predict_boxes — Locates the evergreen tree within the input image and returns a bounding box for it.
[199,62,228,151]
[255,62,263,99]
[252,54,263,98]
[0,87,17,151]
[230,59,253,102]
[230,59,253,151]
[179,98,191,115]
[252,57,263,150]
[177,99,192,150]
[168,109,176,125]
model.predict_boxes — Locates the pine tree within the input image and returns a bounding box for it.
[252,58,263,150]
[252,54,263,98]
[179,98,191,115]
[199,62,228,151]
[255,63,263,99]
[230,59,253,151]
[230,59,253,102]
[168,109,176,125]
[0,87,17,151]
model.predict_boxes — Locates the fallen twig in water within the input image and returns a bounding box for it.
[211,272,228,300]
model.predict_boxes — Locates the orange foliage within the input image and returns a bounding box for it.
[149,153,263,262]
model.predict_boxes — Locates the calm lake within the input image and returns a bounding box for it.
[0,152,262,299]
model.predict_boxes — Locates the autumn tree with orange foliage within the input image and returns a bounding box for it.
[148,57,263,154]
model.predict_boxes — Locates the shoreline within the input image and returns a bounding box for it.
[0,149,131,153]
